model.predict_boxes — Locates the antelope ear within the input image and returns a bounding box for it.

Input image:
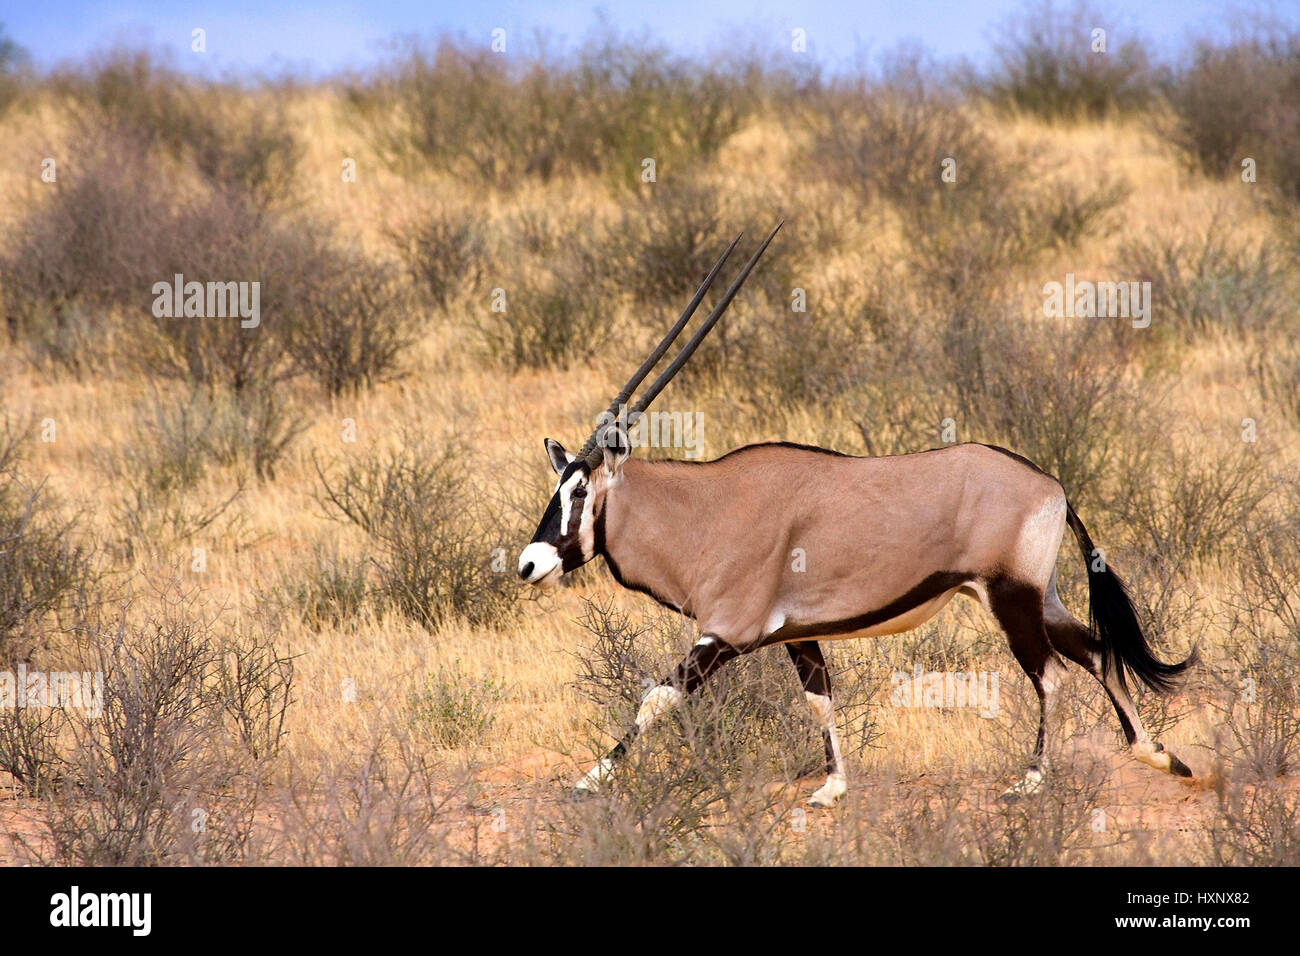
[601,432,630,478]
[544,438,573,476]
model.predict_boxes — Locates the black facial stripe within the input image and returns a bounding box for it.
[530,492,562,544]
[529,465,592,573]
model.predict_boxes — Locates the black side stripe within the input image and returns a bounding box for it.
[765,570,971,643]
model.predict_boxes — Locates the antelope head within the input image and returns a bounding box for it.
[517,223,782,588]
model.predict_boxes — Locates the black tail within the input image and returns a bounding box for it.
[1064,502,1197,695]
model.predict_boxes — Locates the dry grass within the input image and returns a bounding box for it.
[0,32,1297,866]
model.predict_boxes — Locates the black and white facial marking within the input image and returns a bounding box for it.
[518,439,601,588]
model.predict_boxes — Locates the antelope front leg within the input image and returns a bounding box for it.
[786,641,847,808]
[573,635,739,794]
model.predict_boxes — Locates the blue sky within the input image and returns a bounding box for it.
[2,1,1293,77]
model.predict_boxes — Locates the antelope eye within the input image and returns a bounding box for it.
[571,486,587,500]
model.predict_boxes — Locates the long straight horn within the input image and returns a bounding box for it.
[609,220,782,444]
[574,233,743,464]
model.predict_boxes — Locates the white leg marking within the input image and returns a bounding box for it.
[1000,766,1046,799]
[804,691,847,808]
[636,685,685,732]
[573,757,616,792]
[572,685,687,793]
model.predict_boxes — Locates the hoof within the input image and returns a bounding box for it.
[806,775,846,809]
[566,785,597,802]
[1135,741,1193,778]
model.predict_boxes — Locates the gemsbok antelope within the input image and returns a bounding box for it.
[518,224,1196,807]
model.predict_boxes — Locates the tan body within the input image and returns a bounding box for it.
[601,443,1066,651]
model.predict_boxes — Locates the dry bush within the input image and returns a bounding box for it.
[801,58,1013,221]
[571,34,755,188]
[314,436,519,630]
[105,476,244,555]
[281,252,419,396]
[136,193,298,391]
[137,200,417,395]
[939,312,1138,497]
[1119,221,1287,346]
[1207,493,1300,781]
[472,225,613,369]
[1,126,413,394]
[187,98,300,207]
[1203,509,1300,869]
[0,705,70,798]
[1163,27,1300,201]
[55,48,299,206]
[268,727,486,865]
[852,305,1141,500]
[1205,777,1300,866]
[736,284,877,410]
[268,542,370,633]
[118,386,303,487]
[476,176,804,374]
[800,56,1124,299]
[1198,497,1300,868]
[1042,174,1132,246]
[981,0,1156,119]
[96,391,267,551]
[199,384,307,482]
[1106,438,1271,571]
[22,584,292,864]
[0,418,96,661]
[606,178,799,312]
[0,134,169,373]
[348,33,751,189]
[387,203,487,310]
[214,619,296,762]
[606,179,736,308]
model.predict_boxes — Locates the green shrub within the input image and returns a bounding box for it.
[407,662,505,748]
